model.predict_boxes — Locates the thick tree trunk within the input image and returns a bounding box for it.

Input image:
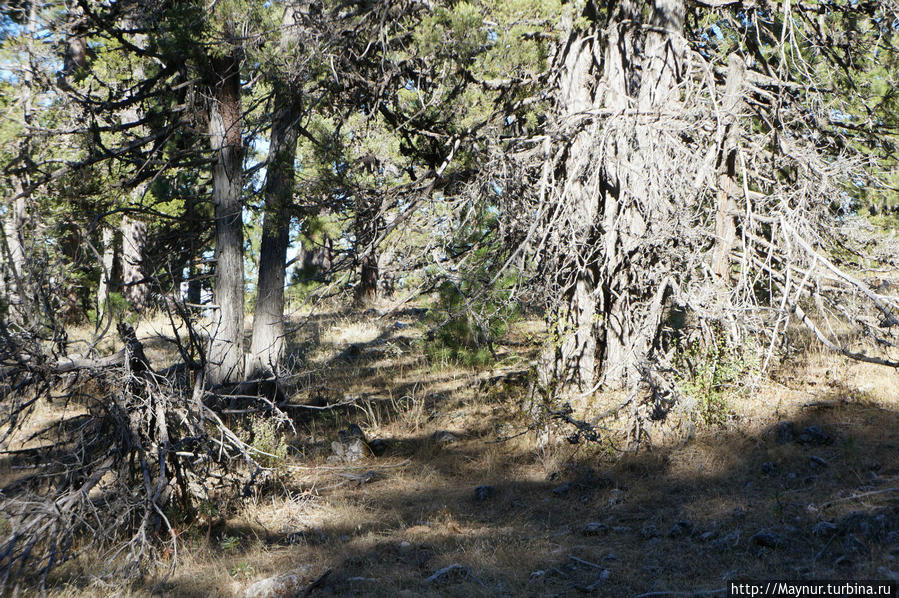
[541,0,685,393]
[121,213,149,311]
[354,252,379,308]
[599,0,684,388]
[538,20,601,395]
[205,51,246,386]
[248,89,300,378]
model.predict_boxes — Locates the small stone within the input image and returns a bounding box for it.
[843,533,869,556]
[431,430,458,444]
[762,461,775,474]
[641,525,659,539]
[398,541,413,552]
[668,520,694,538]
[751,530,787,549]
[553,483,571,496]
[809,455,829,468]
[776,422,796,444]
[244,566,315,598]
[812,521,838,537]
[582,522,609,536]
[698,530,717,542]
[798,425,831,445]
[607,489,624,506]
[474,485,495,501]
[368,438,388,456]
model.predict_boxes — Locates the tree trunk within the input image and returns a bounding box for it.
[3,180,28,322]
[121,213,149,311]
[354,251,379,308]
[538,17,601,395]
[97,225,116,322]
[248,89,300,378]
[205,51,245,386]
[541,0,685,393]
[712,54,746,282]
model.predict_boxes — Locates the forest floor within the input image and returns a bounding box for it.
[11,302,899,597]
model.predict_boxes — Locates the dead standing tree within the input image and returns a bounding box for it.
[532,0,899,403]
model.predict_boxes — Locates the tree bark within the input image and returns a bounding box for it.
[354,251,379,308]
[205,50,246,386]
[248,89,300,378]
[121,213,149,311]
[541,0,686,393]
[2,180,28,322]
[97,225,116,322]
[712,54,746,282]
[538,15,602,395]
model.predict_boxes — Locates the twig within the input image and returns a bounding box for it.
[819,487,899,509]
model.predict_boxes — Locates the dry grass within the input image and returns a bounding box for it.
[6,306,899,597]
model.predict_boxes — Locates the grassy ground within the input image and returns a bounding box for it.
[6,302,899,597]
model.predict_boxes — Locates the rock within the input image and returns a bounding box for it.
[398,541,413,552]
[244,566,315,598]
[812,521,838,537]
[751,530,787,549]
[368,438,388,456]
[582,522,609,536]
[698,530,717,542]
[762,461,775,475]
[431,430,459,444]
[668,520,694,538]
[330,437,366,463]
[809,455,829,468]
[424,564,467,585]
[641,524,659,539]
[776,422,796,444]
[474,485,495,501]
[607,489,624,506]
[843,533,870,556]
[798,425,831,445]
[712,530,742,551]
[553,483,571,496]
[838,511,890,540]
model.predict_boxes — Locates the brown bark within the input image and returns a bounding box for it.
[248,88,300,377]
[354,252,379,308]
[205,50,246,386]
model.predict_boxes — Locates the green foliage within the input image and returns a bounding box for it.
[239,415,288,467]
[421,277,521,369]
[87,292,136,326]
[675,334,760,428]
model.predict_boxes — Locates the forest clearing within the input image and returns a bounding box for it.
[2,0,899,596]
[4,303,899,596]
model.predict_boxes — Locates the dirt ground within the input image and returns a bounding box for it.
[7,306,899,597]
